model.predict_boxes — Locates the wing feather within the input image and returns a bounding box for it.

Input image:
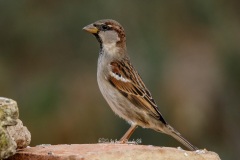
[108,59,165,121]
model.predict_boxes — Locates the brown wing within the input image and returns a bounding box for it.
[108,58,166,123]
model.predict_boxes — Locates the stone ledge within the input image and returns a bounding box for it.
[7,144,221,160]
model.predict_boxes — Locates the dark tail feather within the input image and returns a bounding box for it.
[165,124,198,151]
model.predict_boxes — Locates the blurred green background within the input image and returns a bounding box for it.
[1,0,239,159]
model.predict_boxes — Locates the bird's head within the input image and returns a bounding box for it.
[83,19,126,54]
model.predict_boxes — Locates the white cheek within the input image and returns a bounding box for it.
[99,31,120,54]
[99,31,120,44]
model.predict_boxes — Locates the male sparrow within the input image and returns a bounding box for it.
[83,19,198,151]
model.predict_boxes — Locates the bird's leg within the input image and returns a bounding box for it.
[118,124,138,143]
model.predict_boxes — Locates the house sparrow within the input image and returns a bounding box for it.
[83,19,198,151]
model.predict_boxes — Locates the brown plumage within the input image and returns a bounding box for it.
[83,19,198,151]
[109,59,163,120]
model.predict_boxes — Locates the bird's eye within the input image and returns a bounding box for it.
[101,25,110,31]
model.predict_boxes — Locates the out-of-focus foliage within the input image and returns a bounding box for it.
[0,0,239,159]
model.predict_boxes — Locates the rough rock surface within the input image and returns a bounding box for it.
[7,119,31,149]
[8,144,221,160]
[0,97,31,159]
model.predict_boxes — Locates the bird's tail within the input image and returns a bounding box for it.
[164,124,198,151]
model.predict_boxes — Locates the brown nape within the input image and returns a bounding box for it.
[105,21,126,48]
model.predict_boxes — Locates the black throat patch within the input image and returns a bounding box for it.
[94,34,103,50]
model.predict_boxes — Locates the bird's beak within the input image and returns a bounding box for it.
[83,24,98,34]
